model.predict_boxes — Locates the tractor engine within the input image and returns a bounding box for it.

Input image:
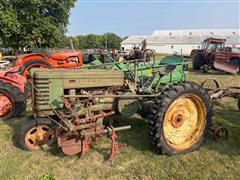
[32,69,124,116]
[31,69,126,156]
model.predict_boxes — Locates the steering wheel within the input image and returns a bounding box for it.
[143,49,155,69]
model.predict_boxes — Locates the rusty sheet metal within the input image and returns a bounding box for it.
[58,137,82,156]
[213,59,239,74]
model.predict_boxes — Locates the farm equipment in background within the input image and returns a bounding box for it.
[16,50,83,78]
[190,38,240,74]
[0,67,27,119]
[201,79,240,111]
[201,78,240,140]
[18,55,212,159]
[121,39,155,61]
[0,52,11,69]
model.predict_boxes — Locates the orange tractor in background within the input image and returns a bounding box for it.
[16,50,83,77]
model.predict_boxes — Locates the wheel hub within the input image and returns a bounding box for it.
[171,114,185,128]
[0,94,12,117]
[25,125,54,150]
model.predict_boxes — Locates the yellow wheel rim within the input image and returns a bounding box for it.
[163,94,207,150]
[25,125,55,150]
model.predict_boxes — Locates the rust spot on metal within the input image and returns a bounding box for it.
[210,124,228,141]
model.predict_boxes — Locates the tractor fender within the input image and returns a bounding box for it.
[0,67,27,93]
[15,53,46,66]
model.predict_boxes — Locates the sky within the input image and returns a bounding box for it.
[67,0,240,37]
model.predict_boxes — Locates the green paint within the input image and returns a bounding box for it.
[30,55,187,117]
[49,79,64,109]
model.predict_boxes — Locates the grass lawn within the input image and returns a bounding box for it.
[0,70,239,179]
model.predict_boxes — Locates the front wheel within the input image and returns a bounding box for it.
[149,82,212,155]
[18,118,56,151]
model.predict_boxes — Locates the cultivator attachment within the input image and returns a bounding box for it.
[213,59,239,74]
[57,122,130,160]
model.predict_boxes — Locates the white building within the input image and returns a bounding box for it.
[121,29,240,55]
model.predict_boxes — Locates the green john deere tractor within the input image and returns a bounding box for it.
[18,55,212,158]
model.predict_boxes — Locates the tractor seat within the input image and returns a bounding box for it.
[157,64,177,76]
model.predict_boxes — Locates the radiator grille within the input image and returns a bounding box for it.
[33,78,50,110]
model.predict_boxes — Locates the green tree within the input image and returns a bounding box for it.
[0,0,76,51]
[84,34,103,49]
[77,35,86,49]
[71,33,122,50]
[103,33,122,49]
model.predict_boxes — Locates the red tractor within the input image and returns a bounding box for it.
[16,50,83,78]
[0,67,27,119]
[190,38,240,74]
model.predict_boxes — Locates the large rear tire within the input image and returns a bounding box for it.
[18,59,52,78]
[149,82,212,155]
[193,53,205,70]
[0,80,26,119]
[18,118,56,151]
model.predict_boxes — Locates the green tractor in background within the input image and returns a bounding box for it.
[18,55,212,158]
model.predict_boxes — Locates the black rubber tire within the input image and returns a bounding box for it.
[193,53,205,70]
[149,82,212,155]
[0,80,26,119]
[18,118,56,151]
[138,100,154,118]
[18,59,52,76]
[231,57,240,67]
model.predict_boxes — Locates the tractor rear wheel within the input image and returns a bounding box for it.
[18,118,56,151]
[18,59,52,78]
[0,80,26,119]
[193,54,205,70]
[149,82,212,155]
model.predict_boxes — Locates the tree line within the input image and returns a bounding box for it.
[0,0,125,53]
[68,33,124,50]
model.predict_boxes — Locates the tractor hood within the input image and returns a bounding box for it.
[51,51,82,60]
